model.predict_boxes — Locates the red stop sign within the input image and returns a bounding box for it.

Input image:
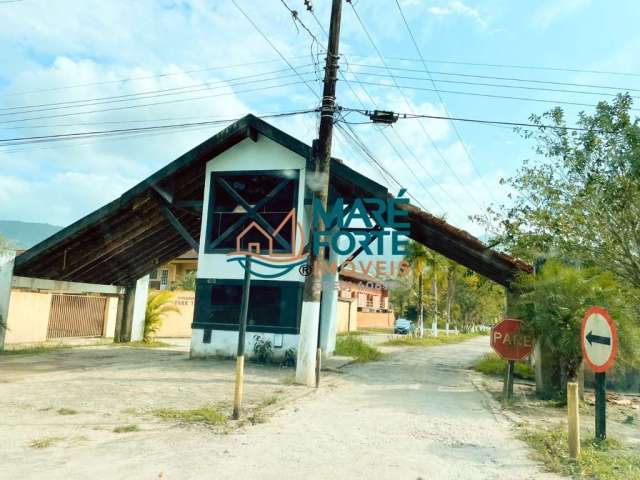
[490,318,533,361]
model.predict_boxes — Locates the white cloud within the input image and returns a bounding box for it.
[426,1,488,29]
[0,0,498,238]
[532,0,591,30]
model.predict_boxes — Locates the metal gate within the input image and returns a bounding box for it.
[47,294,108,339]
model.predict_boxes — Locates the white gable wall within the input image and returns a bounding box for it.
[191,134,309,359]
[196,134,308,283]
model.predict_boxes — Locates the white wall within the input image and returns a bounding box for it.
[0,250,16,348]
[130,275,150,342]
[192,134,310,355]
[190,328,299,359]
[196,135,308,283]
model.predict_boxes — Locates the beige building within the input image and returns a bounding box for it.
[336,269,394,331]
[3,250,198,346]
[149,250,197,290]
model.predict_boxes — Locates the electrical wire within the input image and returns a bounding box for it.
[341,106,617,134]
[1,55,314,98]
[0,109,317,147]
[395,0,496,204]
[0,79,316,125]
[345,54,640,79]
[343,68,638,100]
[346,0,487,214]
[0,65,316,113]
[343,63,640,94]
[304,2,444,211]
[344,78,640,112]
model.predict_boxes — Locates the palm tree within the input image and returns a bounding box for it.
[144,290,180,343]
[423,251,447,336]
[403,240,429,337]
[442,259,465,335]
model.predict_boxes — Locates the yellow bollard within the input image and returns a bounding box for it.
[232,355,245,420]
[567,382,580,459]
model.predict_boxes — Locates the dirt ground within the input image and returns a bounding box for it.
[0,337,563,479]
[478,373,640,448]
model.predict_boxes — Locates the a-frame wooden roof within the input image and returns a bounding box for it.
[14,114,531,287]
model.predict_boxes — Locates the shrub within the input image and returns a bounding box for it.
[252,335,273,364]
[474,353,535,381]
[281,348,296,367]
[144,291,179,343]
[335,336,383,362]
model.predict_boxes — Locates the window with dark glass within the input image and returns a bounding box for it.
[206,170,299,253]
[192,279,302,334]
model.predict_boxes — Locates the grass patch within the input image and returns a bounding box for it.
[119,340,171,348]
[360,327,394,334]
[518,425,640,480]
[474,352,535,381]
[279,374,295,385]
[0,344,71,356]
[337,330,364,337]
[56,407,78,415]
[113,424,140,433]
[259,396,278,408]
[382,332,481,348]
[334,335,383,362]
[153,406,227,426]
[28,436,62,449]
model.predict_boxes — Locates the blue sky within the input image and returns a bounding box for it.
[1,0,639,237]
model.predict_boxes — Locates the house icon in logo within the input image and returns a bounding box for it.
[233,208,302,259]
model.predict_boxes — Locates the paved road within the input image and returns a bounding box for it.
[208,336,559,480]
[2,337,560,479]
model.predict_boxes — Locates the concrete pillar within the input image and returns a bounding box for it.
[319,254,338,356]
[130,275,150,342]
[296,301,320,386]
[0,250,16,351]
[114,284,136,343]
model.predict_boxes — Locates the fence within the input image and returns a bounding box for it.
[46,294,108,339]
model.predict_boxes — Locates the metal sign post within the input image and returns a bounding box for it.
[490,318,534,403]
[232,256,252,420]
[581,306,618,441]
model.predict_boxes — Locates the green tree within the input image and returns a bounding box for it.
[403,240,429,336]
[144,291,180,343]
[173,270,196,291]
[423,251,448,336]
[388,274,413,318]
[477,94,640,299]
[510,259,638,398]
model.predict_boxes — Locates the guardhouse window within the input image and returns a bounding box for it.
[192,279,302,334]
[205,170,299,253]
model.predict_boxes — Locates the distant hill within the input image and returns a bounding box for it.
[0,220,62,249]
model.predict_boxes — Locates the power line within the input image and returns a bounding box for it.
[275,0,424,208]
[403,113,606,132]
[395,0,496,204]
[232,0,320,101]
[0,65,316,113]
[346,0,487,214]
[343,68,639,101]
[344,63,640,94]
[0,110,317,147]
[0,79,315,125]
[303,2,446,212]
[0,55,315,98]
[346,54,640,79]
[344,79,640,112]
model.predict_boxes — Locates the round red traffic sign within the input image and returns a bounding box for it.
[581,306,618,373]
[490,318,533,361]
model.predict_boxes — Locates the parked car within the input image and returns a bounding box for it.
[394,318,414,335]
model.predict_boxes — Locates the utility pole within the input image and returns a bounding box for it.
[418,270,424,338]
[296,0,343,386]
